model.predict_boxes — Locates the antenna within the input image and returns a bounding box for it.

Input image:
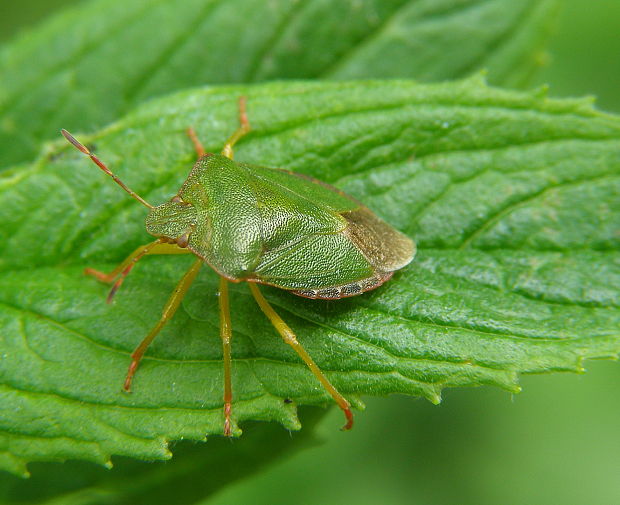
[61,129,154,209]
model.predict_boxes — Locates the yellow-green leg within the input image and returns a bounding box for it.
[218,276,234,436]
[221,96,251,160]
[85,239,192,303]
[186,97,249,435]
[248,283,354,430]
[124,258,203,391]
[187,95,249,163]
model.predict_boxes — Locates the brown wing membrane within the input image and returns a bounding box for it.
[342,207,415,272]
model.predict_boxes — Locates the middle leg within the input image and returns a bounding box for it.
[123,258,203,391]
[221,96,251,160]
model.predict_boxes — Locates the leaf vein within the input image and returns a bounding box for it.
[459,173,620,249]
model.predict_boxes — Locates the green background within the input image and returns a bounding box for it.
[1,0,619,504]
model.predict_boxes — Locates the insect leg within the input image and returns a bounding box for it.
[218,276,234,436]
[85,240,192,303]
[221,96,251,160]
[124,258,203,391]
[248,283,353,430]
[186,127,206,158]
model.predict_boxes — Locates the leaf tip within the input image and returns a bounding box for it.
[531,84,549,100]
[464,70,488,88]
[348,395,365,411]
[279,406,302,431]
[17,468,31,479]
[428,390,442,405]
[161,439,173,460]
[0,453,31,478]
[575,356,587,374]
[230,425,243,437]
[563,94,601,115]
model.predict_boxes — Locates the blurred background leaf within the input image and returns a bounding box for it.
[0,0,559,168]
[533,0,620,113]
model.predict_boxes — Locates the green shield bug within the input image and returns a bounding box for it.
[61,97,415,435]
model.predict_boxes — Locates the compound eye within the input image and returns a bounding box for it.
[176,233,190,248]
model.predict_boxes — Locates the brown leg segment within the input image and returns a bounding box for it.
[123,258,203,391]
[221,96,251,160]
[85,239,192,303]
[248,283,353,430]
[186,127,206,158]
[218,276,234,436]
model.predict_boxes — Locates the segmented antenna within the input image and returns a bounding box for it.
[61,129,154,209]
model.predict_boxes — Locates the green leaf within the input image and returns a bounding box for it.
[0,0,560,167]
[1,78,619,475]
[0,408,325,504]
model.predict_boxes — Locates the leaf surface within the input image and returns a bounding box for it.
[0,0,559,166]
[1,78,619,475]
[0,409,324,504]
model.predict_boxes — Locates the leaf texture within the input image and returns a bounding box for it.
[0,78,619,474]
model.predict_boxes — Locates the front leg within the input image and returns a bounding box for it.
[85,239,192,302]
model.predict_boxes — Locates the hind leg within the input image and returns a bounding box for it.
[248,283,353,430]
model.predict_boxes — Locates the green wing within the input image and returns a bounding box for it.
[252,232,374,290]
[180,155,414,288]
[241,162,377,289]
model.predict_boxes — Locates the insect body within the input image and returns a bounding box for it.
[61,98,415,435]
